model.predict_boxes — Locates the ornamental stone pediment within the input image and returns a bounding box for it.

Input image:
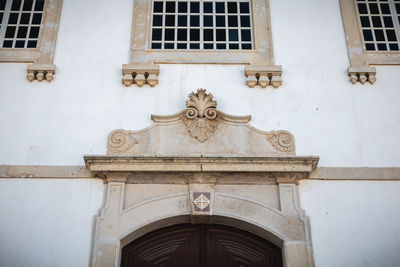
[107,89,295,157]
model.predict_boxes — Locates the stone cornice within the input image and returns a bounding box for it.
[83,155,319,183]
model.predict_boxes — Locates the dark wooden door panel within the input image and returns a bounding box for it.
[121,224,282,267]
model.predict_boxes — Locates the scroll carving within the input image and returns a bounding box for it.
[266,130,295,153]
[107,130,138,153]
[182,89,219,142]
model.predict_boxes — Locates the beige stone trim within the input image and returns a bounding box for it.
[244,65,282,88]
[0,0,62,82]
[123,0,281,88]
[339,0,400,84]
[1,166,400,181]
[347,66,376,84]
[122,64,159,87]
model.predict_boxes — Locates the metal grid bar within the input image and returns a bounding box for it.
[150,0,254,50]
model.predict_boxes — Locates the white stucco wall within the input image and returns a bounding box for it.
[0,0,399,266]
[299,180,400,267]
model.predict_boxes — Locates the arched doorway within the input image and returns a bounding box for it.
[121,224,283,267]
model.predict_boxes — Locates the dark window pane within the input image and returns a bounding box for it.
[0,0,6,10]
[3,40,13,47]
[377,43,387,50]
[178,2,187,12]
[11,0,22,11]
[363,30,373,41]
[360,16,370,27]
[389,43,399,51]
[154,1,163,12]
[27,40,37,48]
[165,15,175,26]
[5,26,16,38]
[190,29,199,41]
[177,43,187,49]
[29,26,40,38]
[242,43,252,49]
[365,43,375,50]
[241,16,250,27]
[152,29,162,41]
[190,2,199,13]
[164,43,174,49]
[23,0,33,11]
[396,3,400,13]
[0,13,3,22]
[240,2,249,13]
[32,13,42,24]
[369,3,379,14]
[216,16,225,27]
[203,2,212,13]
[20,13,30,24]
[34,0,44,11]
[190,15,199,26]
[178,15,187,26]
[165,29,174,41]
[153,15,162,26]
[15,40,24,47]
[178,29,187,41]
[8,13,19,24]
[380,3,390,14]
[358,3,367,14]
[204,15,213,26]
[228,16,237,27]
[229,43,239,49]
[17,26,28,38]
[374,29,385,41]
[216,29,226,41]
[228,2,237,13]
[166,1,175,13]
[229,29,238,41]
[204,29,213,41]
[217,43,226,49]
[371,16,382,27]
[216,2,224,13]
[152,43,162,49]
[190,43,199,49]
[383,16,393,27]
[241,29,251,41]
[204,43,213,49]
[386,30,397,41]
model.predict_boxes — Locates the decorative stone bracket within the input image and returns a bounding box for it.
[244,65,282,88]
[347,66,376,85]
[26,64,56,82]
[122,64,159,87]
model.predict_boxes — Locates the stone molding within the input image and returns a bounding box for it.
[106,89,296,155]
[244,65,282,88]
[0,0,63,82]
[124,0,280,87]
[1,166,399,181]
[121,64,159,87]
[347,66,376,85]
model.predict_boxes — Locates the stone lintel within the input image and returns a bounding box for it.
[122,63,160,87]
[244,65,282,88]
[347,66,376,84]
[26,64,56,82]
[84,156,319,183]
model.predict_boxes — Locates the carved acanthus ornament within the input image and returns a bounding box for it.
[182,89,219,142]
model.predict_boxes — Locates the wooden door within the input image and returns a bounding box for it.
[121,224,283,267]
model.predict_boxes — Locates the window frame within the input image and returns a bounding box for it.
[339,0,400,67]
[127,0,275,65]
[0,0,62,64]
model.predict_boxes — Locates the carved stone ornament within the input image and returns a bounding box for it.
[106,88,296,156]
[192,192,211,211]
[182,89,218,142]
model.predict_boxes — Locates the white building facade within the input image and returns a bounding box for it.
[0,0,400,266]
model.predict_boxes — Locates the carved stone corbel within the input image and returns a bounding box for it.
[347,66,376,84]
[122,64,160,87]
[244,65,282,88]
[26,64,56,82]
